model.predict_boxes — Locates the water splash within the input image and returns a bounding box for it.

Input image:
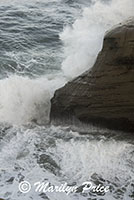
[0,75,65,125]
[61,0,134,78]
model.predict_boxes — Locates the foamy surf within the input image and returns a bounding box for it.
[0,0,134,200]
[0,125,133,200]
[0,75,65,125]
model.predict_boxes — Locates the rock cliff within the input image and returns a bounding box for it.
[51,19,134,132]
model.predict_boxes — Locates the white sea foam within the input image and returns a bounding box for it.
[60,0,134,79]
[0,75,65,125]
[0,1,134,200]
[0,125,133,200]
[50,138,134,184]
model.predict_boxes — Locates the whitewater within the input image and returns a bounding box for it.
[0,0,134,199]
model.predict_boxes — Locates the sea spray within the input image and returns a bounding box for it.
[0,75,65,125]
[0,1,133,200]
[60,0,134,79]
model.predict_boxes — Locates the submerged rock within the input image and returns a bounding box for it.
[51,19,134,132]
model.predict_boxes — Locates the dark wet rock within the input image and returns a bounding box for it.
[51,19,134,132]
[6,177,14,184]
[37,154,60,175]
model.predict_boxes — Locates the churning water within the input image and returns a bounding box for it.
[0,0,134,199]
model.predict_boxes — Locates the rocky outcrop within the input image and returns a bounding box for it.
[51,19,134,132]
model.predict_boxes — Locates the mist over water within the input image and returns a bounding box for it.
[0,0,134,200]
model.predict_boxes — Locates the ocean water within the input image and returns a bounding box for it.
[0,0,134,199]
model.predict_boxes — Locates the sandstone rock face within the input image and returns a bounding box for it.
[51,19,134,132]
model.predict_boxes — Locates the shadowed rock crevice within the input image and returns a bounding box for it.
[50,19,134,132]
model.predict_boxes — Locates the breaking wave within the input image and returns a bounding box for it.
[0,0,133,125]
[61,0,134,78]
